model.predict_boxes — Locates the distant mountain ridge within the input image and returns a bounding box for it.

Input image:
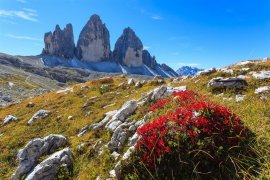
[42,14,178,78]
[176,66,204,76]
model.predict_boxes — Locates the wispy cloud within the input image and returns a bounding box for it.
[177,63,200,67]
[16,0,27,3]
[22,8,37,13]
[0,9,38,22]
[6,34,42,41]
[151,15,163,20]
[140,8,163,21]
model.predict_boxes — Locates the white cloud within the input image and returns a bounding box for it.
[177,63,200,67]
[22,8,37,13]
[6,34,42,41]
[151,15,163,20]
[16,0,27,3]
[0,9,38,22]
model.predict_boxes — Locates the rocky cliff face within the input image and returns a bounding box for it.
[76,14,110,62]
[142,50,157,69]
[113,27,143,67]
[43,24,75,59]
[41,14,178,77]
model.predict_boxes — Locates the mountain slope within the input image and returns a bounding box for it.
[0,58,269,179]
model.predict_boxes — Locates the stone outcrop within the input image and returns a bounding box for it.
[43,24,75,59]
[78,110,117,137]
[76,14,110,62]
[255,86,270,94]
[105,100,138,132]
[251,71,270,79]
[142,50,157,69]
[28,109,50,124]
[113,27,143,67]
[2,115,17,125]
[11,134,67,180]
[25,148,73,180]
[208,77,248,89]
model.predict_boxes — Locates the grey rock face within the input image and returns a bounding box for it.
[76,14,110,62]
[127,78,135,85]
[107,121,135,152]
[142,50,157,69]
[2,115,17,125]
[27,109,50,124]
[105,100,138,132]
[25,148,73,180]
[113,27,143,67]
[43,24,75,59]
[78,110,117,137]
[11,134,67,180]
[208,77,248,89]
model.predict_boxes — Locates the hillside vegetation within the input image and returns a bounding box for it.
[0,59,269,179]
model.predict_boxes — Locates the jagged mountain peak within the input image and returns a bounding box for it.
[176,66,204,76]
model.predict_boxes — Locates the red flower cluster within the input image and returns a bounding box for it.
[148,98,170,111]
[136,90,246,168]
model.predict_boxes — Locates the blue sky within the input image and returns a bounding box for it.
[0,0,269,69]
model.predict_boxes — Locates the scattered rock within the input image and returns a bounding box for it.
[237,75,248,79]
[111,151,120,160]
[235,95,246,102]
[27,110,50,124]
[103,103,116,109]
[11,134,67,180]
[68,116,73,120]
[255,86,270,94]
[223,97,233,101]
[135,81,142,88]
[105,100,137,132]
[240,68,250,73]
[127,78,135,85]
[25,148,73,180]
[197,68,217,76]
[2,115,17,125]
[118,82,125,87]
[26,102,35,108]
[251,71,270,79]
[221,68,234,74]
[107,121,135,152]
[56,87,73,94]
[8,82,15,88]
[78,110,117,137]
[89,96,98,100]
[208,77,247,89]
[122,146,135,161]
[109,170,116,178]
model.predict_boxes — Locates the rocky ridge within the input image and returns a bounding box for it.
[42,14,178,77]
